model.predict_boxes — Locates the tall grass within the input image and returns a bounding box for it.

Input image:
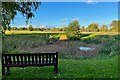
[99,35,119,57]
[2,33,119,59]
[2,34,51,53]
[81,34,119,57]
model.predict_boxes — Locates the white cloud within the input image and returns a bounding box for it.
[40,25,45,28]
[86,0,97,4]
[26,25,37,28]
[19,25,26,28]
[86,0,93,3]
[71,18,79,21]
[61,18,68,22]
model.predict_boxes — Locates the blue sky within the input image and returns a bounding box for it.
[11,2,118,28]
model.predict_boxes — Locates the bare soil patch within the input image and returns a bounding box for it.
[22,40,102,59]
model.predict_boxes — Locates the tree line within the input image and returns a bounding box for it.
[9,20,119,32]
[80,20,119,32]
[10,25,66,31]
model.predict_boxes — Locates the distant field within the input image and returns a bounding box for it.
[5,30,65,35]
[5,30,118,35]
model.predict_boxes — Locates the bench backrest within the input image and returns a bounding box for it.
[2,52,58,66]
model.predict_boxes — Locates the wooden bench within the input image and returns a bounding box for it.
[2,52,58,77]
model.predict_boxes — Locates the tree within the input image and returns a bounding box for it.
[110,20,120,32]
[39,28,45,31]
[19,27,27,30]
[81,26,85,32]
[1,2,41,34]
[28,25,33,31]
[87,23,99,32]
[99,25,108,32]
[68,20,80,31]
[11,27,18,30]
[65,20,81,40]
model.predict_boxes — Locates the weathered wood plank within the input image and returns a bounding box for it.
[28,55,30,64]
[17,55,19,64]
[39,55,41,64]
[20,55,23,64]
[13,55,16,64]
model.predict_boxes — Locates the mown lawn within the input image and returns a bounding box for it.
[1,56,118,79]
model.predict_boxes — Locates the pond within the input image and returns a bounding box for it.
[79,46,95,51]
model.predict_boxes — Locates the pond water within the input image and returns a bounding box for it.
[79,46,95,51]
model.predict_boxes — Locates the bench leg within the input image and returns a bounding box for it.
[54,65,58,74]
[2,66,5,77]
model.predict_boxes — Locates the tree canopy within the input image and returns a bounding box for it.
[28,25,33,31]
[65,20,81,40]
[1,2,41,33]
[110,20,120,32]
[87,23,99,32]
[67,20,80,31]
[99,25,108,32]
[81,26,85,32]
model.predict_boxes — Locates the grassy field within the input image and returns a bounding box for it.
[5,30,65,35]
[1,56,118,79]
[1,31,119,79]
[5,30,118,35]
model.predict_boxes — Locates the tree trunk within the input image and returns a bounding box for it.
[1,26,5,34]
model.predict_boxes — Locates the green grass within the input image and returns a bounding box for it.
[1,32,119,79]
[81,34,96,39]
[2,56,118,79]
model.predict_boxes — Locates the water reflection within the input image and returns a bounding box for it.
[79,46,95,51]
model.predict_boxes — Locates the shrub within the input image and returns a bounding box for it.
[59,34,68,41]
[98,35,119,56]
[28,25,33,31]
[19,27,27,30]
[65,20,81,40]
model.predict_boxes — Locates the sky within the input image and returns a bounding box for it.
[11,2,118,28]
[40,0,119,2]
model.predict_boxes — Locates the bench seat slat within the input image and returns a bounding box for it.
[39,55,41,64]
[49,55,51,64]
[35,55,38,64]
[46,55,48,64]
[20,55,23,64]
[42,55,44,64]
[13,55,16,64]
[17,56,19,64]
[24,56,27,64]
[28,55,31,64]
[9,55,12,64]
